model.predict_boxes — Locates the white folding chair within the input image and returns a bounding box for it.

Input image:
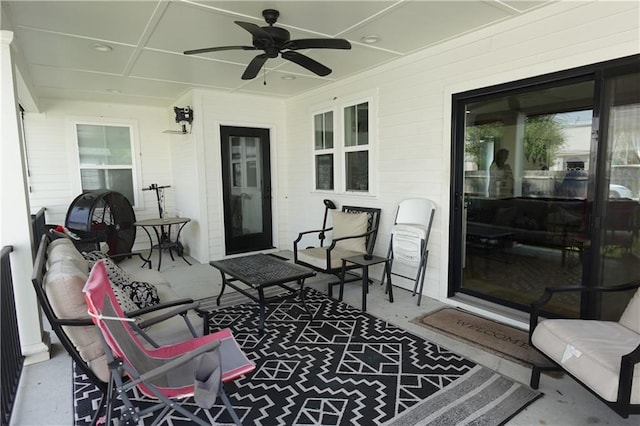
[382,198,435,305]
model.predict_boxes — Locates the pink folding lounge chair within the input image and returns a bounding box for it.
[83,260,255,425]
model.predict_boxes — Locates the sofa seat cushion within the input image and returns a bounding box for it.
[532,319,640,403]
[297,246,364,270]
[44,259,109,382]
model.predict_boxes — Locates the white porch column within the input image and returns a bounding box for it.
[0,30,50,364]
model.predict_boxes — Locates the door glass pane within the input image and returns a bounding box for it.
[228,136,263,237]
[462,80,594,316]
[598,72,640,320]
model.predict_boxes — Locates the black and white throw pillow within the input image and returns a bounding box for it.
[82,251,109,269]
[92,258,160,309]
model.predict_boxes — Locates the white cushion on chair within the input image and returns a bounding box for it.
[297,246,364,270]
[619,289,640,334]
[532,319,640,403]
[332,211,368,252]
[44,259,109,382]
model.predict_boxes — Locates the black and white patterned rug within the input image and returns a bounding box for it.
[74,289,540,425]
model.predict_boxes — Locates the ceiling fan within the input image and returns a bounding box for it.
[184,9,351,80]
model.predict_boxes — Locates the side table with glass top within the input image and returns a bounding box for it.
[339,254,394,312]
[134,217,191,271]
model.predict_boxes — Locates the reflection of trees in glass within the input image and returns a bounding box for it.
[465,123,502,167]
[524,115,564,167]
[465,115,565,168]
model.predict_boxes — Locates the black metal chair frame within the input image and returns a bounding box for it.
[528,280,640,418]
[31,235,200,425]
[293,206,382,297]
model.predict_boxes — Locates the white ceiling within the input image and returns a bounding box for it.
[2,0,553,107]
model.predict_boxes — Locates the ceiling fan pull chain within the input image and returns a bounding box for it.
[263,65,267,85]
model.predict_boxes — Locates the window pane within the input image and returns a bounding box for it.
[357,103,369,146]
[314,114,323,149]
[77,124,132,165]
[344,103,368,147]
[344,105,356,147]
[81,169,134,204]
[314,112,333,150]
[315,154,334,190]
[345,151,368,191]
[324,112,333,148]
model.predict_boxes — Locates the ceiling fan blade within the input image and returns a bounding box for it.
[242,54,269,80]
[283,38,352,50]
[281,51,331,76]
[184,45,257,55]
[235,21,273,41]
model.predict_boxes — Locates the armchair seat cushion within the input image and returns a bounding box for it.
[296,246,365,270]
[532,319,640,403]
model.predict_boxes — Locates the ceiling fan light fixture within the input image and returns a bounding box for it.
[90,43,113,52]
[360,35,381,44]
[184,9,351,80]
[282,75,296,81]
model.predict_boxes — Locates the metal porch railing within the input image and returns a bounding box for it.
[1,245,24,425]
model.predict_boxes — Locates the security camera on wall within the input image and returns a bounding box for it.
[163,106,194,134]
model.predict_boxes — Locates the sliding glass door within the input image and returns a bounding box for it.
[593,68,640,320]
[450,56,640,319]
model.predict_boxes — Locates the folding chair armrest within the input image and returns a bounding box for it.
[137,339,221,384]
[135,301,201,330]
[55,317,95,327]
[127,298,197,317]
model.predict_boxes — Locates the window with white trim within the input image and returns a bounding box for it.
[312,92,376,194]
[75,122,139,206]
[313,110,335,190]
[344,102,369,191]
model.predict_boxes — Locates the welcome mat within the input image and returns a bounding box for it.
[74,290,541,425]
[412,308,553,368]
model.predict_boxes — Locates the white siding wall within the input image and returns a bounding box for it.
[194,90,286,260]
[20,1,639,307]
[282,1,640,300]
[25,99,172,251]
[166,93,204,261]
